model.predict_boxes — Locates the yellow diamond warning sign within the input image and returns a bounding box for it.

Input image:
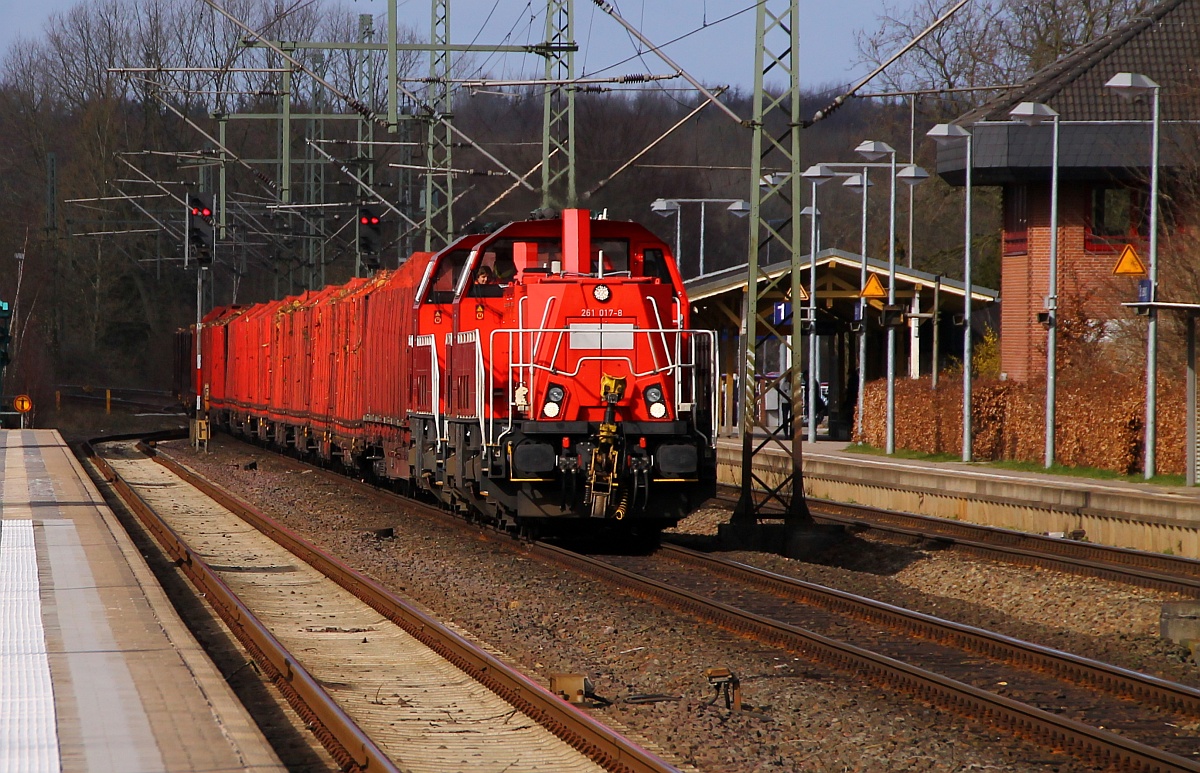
[861,274,888,300]
[1112,244,1148,277]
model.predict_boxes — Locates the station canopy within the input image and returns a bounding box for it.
[683,248,997,332]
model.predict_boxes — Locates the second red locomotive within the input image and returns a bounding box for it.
[182,209,717,535]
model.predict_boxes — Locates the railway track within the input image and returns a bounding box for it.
[152,435,1200,771]
[83,436,676,773]
[716,485,1200,596]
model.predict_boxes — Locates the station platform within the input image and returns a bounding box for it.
[0,429,284,773]
[717,437,1200,558]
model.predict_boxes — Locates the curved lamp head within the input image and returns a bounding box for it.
[897,165,930,187]
[842,173,873,193]
[855,140,895,161]
[650,198,680,217]
[1009,101,1059,126]
[759,172,789,189]
[801,164,837,185]
[726,199,751,218]
[1105,72,1159,101]
[926,122,970,145]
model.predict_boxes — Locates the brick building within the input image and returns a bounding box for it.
[931,0,1200,381]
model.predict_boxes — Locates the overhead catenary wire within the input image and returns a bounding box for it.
[305,138,422,230]
[590,0,744,125]
[200,0,537,194]
[804,0,974,127]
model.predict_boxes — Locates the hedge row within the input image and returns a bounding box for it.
[854,373,1185,475]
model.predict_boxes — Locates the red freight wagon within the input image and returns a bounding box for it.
[240,298,286,434]
[360,252,432,478]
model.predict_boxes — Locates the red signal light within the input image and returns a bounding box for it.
[201,207,212,218]
[370,216,380,225]
[360,216,369,225]
[191,207,200,216]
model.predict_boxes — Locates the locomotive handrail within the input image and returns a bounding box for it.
[411,334,441,435]
[644,294,685,402]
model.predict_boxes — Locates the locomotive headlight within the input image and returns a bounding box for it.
[543,382,566,419]
[643,382,667,419]
[593,284,611,302]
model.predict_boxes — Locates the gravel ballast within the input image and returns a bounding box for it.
[162,436,1186,771]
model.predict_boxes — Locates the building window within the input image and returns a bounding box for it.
[1086,184,1141,252]
[1003,185,1028,255]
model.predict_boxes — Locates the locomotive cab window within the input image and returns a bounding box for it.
[468,251,508,298]
[477,237,563,279]
[642,248,673,285]
[593,239,630,277]
[423,249,470,304]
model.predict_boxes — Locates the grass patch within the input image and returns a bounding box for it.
[842,442,1187,486]
[990,458,1187,486]
[842,443,963,463]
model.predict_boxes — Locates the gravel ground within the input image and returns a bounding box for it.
[160,435,1159,772]
[667,508,1197,687]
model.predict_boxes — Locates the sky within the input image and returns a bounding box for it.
[0,0,901,91]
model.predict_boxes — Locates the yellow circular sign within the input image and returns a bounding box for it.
[13,394,32,413]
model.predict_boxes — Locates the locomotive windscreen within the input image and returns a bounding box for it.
[424,248,470,304]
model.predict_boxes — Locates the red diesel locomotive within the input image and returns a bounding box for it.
[180,209,717,535]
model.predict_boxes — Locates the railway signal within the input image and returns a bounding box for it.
[187,193,216,264]
[357,206,383,264]
[0,300,11,367]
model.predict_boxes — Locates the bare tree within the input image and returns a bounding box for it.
[856,0,1150,95]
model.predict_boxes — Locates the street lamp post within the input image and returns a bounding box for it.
[843,170,873,438]
[1009,101,1060,469]
[1106,72,1162,479]
[927,123,974,462]
[651,197,751,277]
[897,164,930,385]
[650,198,681,261]
[855,141,900,454]
[801,164,835,443]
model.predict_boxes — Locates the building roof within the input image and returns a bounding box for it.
[936,0,1200,185]
[965,0,1200,124]
[684,248,997,304]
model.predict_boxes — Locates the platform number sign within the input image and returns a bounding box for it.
[0,300,10,367]
[13,394,32,413]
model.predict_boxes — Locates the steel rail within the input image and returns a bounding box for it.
[525,541,1200,772]
[145,443,678,773]
[715,486,1200,596]
[81,436,395,773]
[659,542,1200,718]
[156,431,1200,770]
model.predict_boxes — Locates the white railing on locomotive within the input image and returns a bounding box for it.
[643,294,684,411]
[407,334,446,451]
[452,330,487,429]
[485,325,717,446]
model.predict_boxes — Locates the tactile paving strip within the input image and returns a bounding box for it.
[0,519,61,773]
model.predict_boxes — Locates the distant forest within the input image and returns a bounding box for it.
[0,0,1151,395]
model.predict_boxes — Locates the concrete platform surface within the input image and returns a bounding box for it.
[0,429,284,773]
[717,436,1200,556]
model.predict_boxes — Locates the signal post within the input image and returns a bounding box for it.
[187,194,215,451]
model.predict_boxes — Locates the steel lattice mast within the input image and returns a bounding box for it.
[424,0,454,250]
[734,0,811,523]
[540,0,576,209]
